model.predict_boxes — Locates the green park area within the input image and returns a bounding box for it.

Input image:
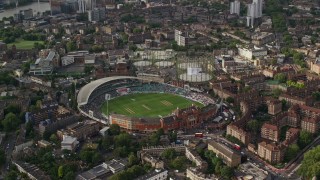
[8,40,44,49]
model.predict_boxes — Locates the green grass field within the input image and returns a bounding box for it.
[101,93,203,118]
[8,40,44,49]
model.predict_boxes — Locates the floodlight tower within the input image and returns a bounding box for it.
[105,94,111,118]
[220,82,223,112]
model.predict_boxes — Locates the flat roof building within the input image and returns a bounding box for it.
[29,51,55,75]
[76,163,111,180]
[208,141,241,167]
[61,135,79,151]
[135,169,168,180]
[13,161,51,180]
[76,159,127,180]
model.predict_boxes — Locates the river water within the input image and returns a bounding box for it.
[0,2,50,19]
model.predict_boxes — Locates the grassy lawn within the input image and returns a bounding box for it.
[102,93,203,118]
[8,40,44,49]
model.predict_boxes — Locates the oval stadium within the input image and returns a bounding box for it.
[77,76,218,132]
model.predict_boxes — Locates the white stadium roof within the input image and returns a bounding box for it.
[77,76,139,105]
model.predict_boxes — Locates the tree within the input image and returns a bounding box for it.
[246,120,259,135]
[129,44,137,51]
[0,149,5,167]
[126,165,145,177]
[43,131,51,140]
[281,99,288,111]
[21,60,31,74]
[133,28,142,33]
[148,132,160,146]
[108,124,120,136]
[36,100,42,109]
[101,135,113,150]
[156,128,164,136]
[143,163,152,172]
[109,165,146,180]
[90,45,104,53]
[109,172,130,180]
[3,36,15,44]
[312,92,320,101]
[293,52,306,67]
[2,112,20,132]
[283,33,293,46]
[4,171,18,180]
[80,149,95,163]
[92,152,102,163]
[298,145,320,178]
[214,161,222,174]
[284,144,300,162]
[225,97,234,104]
[274,73,287,83]
[168,131,177,142]
[271,58,277,65]
[147,128,165,146]
[66,41,77,52]
[272,88,283,98]
[58,165,64,178]
[4,104,20,115]
[34,42,45,50]
[257,104,268,113]
[84,65,94,74]
[272,13,287,32]
[220,166,234,179]
[161,148,177,160]
[170,156,188,170]
[286,80,305,89]
[148,22,161,28]
[298,130,313,148]
[25,121,34,139]
[63,171,75,180]
[114,133,131,147]
[50,134,58,144]
[113,146,129,158]
[128,153,139,167]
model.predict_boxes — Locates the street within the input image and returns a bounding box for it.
[1,132,17,176]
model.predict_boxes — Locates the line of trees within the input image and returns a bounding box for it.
[284,130,314,162]
[200,150,234,179]
[0,27,45,44]
[298,145,320,179]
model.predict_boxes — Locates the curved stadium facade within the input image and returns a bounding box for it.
[77,76,217,132]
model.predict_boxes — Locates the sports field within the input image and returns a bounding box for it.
[101,93,203,118]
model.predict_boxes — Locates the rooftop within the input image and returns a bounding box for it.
[61,135,78,144]
[77,163,110,180]
[14,161,51,180]
[135,169,167,180]
[77,76,141,105]
[106,159,127,170]
[208,140,241,159]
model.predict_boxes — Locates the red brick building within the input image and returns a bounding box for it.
[261,123,279,142]
[301,117,320,134]
[226,101,251,145]
[266,98,282,115]
[109,104,217,132]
